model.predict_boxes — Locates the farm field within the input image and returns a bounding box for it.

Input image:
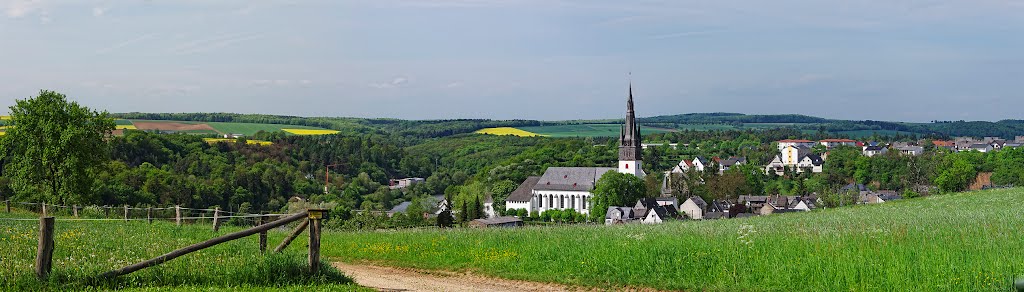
[0,209,365,291]
[203,138,274,146]
[282,129,341,135]
[123,120,333,136]
[324,188,1024,291]
[475,127,544,137]
[518,124,673,137]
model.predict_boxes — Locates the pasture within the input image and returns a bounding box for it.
[324,188,1024,291]
[474,127,544,137]
[519,124,673,137]
[0,209,364,291]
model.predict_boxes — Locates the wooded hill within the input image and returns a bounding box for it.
[112,112,1024,139]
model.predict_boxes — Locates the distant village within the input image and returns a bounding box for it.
[378,87,1024,228]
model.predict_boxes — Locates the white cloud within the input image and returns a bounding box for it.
[368,76,411,89]
[442,81,461,88]
[92,6,105,17]
[4,0,39,18]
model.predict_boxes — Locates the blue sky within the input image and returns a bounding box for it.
[1,0,1022,121]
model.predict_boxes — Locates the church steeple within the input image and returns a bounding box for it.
[618,80,644,177]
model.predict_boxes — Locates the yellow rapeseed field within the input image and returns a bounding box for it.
[0,116,9,120]
[116,125,137,130]
[474,127,544,137]
[282,129,340,135]
[202,138,273,146]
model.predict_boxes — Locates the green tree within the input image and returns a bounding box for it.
[589,172,646,221]
[935,155,976,193]
[489,180,517,214]
[0,90,115,205]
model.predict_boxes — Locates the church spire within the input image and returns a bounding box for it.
[619,79,642,162]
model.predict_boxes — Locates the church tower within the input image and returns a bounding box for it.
[618,82,645,177]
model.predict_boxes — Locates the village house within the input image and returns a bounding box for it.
[777,139,816,151]
[633,198,680,224]
[862,145,888,157]
[896,145,924,156]
[715,156,747,174]
[469,216,524,228]
[604,207,635,225]
[765,144,824,175]
[678,196,707,220]
[506,84,646,216]
[967,143,994,153]
[819,138,859,149]
[1017,136,1024,144]
[389,178,425,190]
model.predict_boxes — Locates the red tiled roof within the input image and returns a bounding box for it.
[933,140,954,147]
[778,139,814,143]
[819,139,858,143]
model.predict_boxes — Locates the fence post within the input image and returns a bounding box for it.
[212,207,221,232]
[124,205,129,222]
[175,205,181,226]
[148,207,153,224]
[35,217,55,280]
[41,203,47,217]
[73,205,79,218]
[308,208,326,274]
[104,206,110,218]
[258,215,267,253]
[5,200,10,213]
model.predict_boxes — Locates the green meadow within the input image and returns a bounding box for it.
[324,188,1024,291]
[0,209,364,291]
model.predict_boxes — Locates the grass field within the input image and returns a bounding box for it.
[324,188,1024,291]
[0,210,364,291]
[203,138,274,146]
[474,127,544,137]
[519,124,672,137]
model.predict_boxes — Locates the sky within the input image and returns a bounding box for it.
[1,0,1023,122]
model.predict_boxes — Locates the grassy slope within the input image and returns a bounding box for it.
[0,210,365,291]
[519,124,672,137]
[324,188,1024,291]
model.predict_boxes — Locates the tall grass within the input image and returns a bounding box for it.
[323,188,1024,291]
[0,211,363,291]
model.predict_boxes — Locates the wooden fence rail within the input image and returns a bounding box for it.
[99,210,309,279]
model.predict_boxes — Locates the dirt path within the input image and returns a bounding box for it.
[332,262,574,292]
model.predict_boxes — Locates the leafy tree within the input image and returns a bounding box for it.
[589,172,646,221]
[935,155,976,193]
[489,180,517,214]
[0,90,115,205]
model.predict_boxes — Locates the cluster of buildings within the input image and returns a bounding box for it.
[939,136,1024,153]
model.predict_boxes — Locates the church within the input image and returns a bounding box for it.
[505,84,645,216]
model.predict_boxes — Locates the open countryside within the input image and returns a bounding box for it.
[5,1,1024,291]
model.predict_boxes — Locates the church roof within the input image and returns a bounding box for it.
[534,167,616,191]
[506,176,540,202]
